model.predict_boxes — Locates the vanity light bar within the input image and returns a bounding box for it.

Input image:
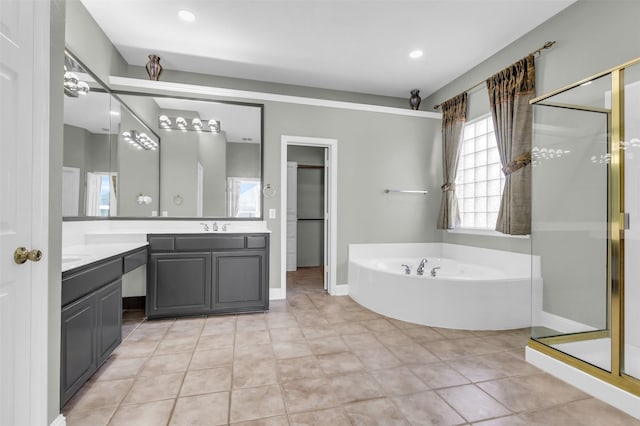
[158,115,220,133]
[122,130,158,151]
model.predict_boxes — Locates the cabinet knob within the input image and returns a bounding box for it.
[14,247,43,264]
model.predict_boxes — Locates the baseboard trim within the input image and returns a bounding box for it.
[536,310,597,334]
[330,284,349,296]
[50,414,66,426]
[269,288,285,300]
[122,296,145,310]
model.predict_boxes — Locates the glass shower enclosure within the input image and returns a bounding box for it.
[529,57,640,394]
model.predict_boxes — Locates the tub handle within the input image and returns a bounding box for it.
[401,264,411,275]
[430,267,441,277]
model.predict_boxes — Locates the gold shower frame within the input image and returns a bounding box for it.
[529,56,640,396]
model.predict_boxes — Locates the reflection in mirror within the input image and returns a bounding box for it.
[62,51,160,218]
[115,94,263,219]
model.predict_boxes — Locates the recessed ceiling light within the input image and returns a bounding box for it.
[178,10,196,22]
[409,50,423,59]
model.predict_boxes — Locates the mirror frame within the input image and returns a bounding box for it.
[63,50,265,222]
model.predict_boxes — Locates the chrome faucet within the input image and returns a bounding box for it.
[222,223,231,231]
[200,222,209,232]
[417,258,428,276]
[212,222,218,231]
[401,264,411,275]
[430,267,441,277]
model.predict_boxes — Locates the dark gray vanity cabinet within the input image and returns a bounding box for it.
[60,247,146,407]
[148,252,212,317]
[60,261,123,406]
[147,233,269,318]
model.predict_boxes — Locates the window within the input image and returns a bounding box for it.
[455,115,504,229]
[227,177,261,218]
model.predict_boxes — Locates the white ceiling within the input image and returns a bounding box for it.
[80,0,576,100]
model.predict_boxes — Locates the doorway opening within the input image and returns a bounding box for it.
[280,136,338,299]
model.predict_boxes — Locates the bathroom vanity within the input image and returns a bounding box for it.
[60,245,147,406]
[147,232,269,318]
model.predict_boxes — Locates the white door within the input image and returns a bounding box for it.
[0,1,49,424]
[323,149,329,291]
[286,162,298,271]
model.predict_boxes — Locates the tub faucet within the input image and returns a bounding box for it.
[417,258,428,276]
[430,267,441,277]
[401,264,411,275]
[200,222,209,232]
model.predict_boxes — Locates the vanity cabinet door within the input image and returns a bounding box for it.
[212,251,268,312]
[96,279,122,364]
[148,252,212,318]
[60,293,97,406]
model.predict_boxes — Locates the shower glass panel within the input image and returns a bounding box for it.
[624,62,640,381]
[531,74,612,372]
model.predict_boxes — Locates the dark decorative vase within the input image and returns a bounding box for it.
[145,54,163,81]
[409,89,421,110]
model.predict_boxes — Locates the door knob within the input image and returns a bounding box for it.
[14,247,43,264]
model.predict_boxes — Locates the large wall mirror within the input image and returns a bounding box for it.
[62,51,264,220]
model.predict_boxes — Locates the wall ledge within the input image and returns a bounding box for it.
[109,77,442,119]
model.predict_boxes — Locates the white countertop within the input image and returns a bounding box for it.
[62,242,149,273]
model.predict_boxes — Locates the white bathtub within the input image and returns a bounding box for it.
[348,243,541,330]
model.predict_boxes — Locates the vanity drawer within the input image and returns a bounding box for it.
[175,236,245,251]
[148,236,175,252]
[62,258,122,306]
[246,236,266,249]
[123,248,147,274]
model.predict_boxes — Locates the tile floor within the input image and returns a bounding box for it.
[63,271,640,425]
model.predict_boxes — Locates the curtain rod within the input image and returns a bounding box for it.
[433,41,556,110]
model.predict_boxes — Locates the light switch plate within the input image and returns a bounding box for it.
[269,208,276,219]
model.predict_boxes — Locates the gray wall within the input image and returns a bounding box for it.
[288,146,325,267]
[423,0,640,323]
[62,124,88,212]
[227,142,260,178]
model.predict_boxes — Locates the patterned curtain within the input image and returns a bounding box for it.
[437,93,467,229]
[486,55,535,235]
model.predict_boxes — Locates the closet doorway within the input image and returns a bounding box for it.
[280,136,337,298]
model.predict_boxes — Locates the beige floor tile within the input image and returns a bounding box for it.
[477,374,589,413]
[232,415,290,425]
[331,322,369,335]
[341,310,380,322]
[63,406,116,426]
[180,366,232,396]
[403,327,447,344]
[155,335,199,354]
[374,330,413,347]
[112,340,159,358]
[64,378,134,412]
[196,332,235,349]
[300,325,338,339]
[329,372,385,404]
[519,397,640,426]
[358,318,397,332]
[122,372,184,405]
[233,358,278,388]
[422,338,484,360]
[269,327,305,342]
[230,384,286,423]
[289,407,351,426]
[437,384,511,422]
[448,351,540,383]
[472,415,528,425]
[277,356,325,383]
[431,327,475,339]
[343,398,409,426]
[409,361,471,389]
[93,356,146,381]
[341,332,384,351]
[109,399,175,426]
[234,343,276,361]
[139,352,192,376]
[393,390,466,426]
[316,351,365,375]
[282,377,338,413]
[370,366,430,396]
[189,347,234,370]
[307,335,348,355]
[169,391,229,426]
[236,330,271,347]
[387,343,439,364]
[236,317,268,331]
[272,340,313,359]
[353,347,402,370]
